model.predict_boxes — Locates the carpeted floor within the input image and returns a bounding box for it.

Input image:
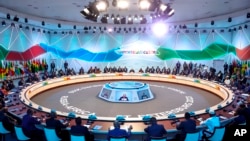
[31,80,222,118]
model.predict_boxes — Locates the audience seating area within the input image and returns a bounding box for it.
[0,61,249,141]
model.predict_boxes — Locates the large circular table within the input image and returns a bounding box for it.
[9,73,236,140]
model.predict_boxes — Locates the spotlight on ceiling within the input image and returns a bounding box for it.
[247,13,250,18]
[114,15,120,24]
[1,21,6,26]
[81,7,90,16]
[127,15,133,24]
[168,9,174,16]
[159,4,167,11]
[211,20,214,25]
[80,2,100,22]
[101,15,108,23]
[121,17,126,24]
[11,23,15,27]
[195,23,198,28]
[96,0,109,12]
[111,14,115,20]
[24,18,28,23]
[228,17,232,22]
[139,0,151,10]
[6,13,10,19]
[41,21,45,26]
[13,16,19,22]
[117,0,129,10]
[140,15,147,24]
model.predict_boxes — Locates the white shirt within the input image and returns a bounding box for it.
[200,116,220,132]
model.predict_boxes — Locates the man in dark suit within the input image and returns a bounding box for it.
[0,103,16,133]
[70,117,94,141]
[64,61,68,73]
[176,112,196,141]
[51,61,55,72]
[22,109,44,141]
[107,121,132,141]
[144,117,167,141]
[44,63,48,72]
[46,111,69,141]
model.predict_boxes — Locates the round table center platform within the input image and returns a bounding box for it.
[98,81,154,102]
[108,81,145,89]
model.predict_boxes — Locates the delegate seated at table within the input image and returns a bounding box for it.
[70,117,94,141]
[107,121,132,141]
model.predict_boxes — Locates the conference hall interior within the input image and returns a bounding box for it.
[0,0,250,141]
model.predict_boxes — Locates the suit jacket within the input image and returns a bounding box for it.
[107,128,130,141]
[176,118,196,140]
[22,114,41,137]
[176,119,196,134]
[70,125,91,140]
[46,118,67,137]
[144,123,167,141]
[22,114,40,132]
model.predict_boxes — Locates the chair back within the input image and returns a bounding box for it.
[150,136,167,141]
[110,136,127,141]
[0,121,10,134]
[70,133,86,141]
[238,122,246,125]
[44,126,61,141]
[184,131,200,141]
[14,125,30,141]
[207,126,225,141]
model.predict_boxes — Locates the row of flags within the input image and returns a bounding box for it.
[0,59,47,79]
[231,59,250,76]
[0,58,249,79]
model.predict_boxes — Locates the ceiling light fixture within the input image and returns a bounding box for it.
[1,21,6,26]
[168,9,174,16]
[159,4,167,11]
[13,15,19,22]
[247,13,250,18]
[6,13,10,19]
[117,0,129,9]
[139,0,151,10]
[81,0,174,24]
[96,0,109,12]
[24,18,28,23]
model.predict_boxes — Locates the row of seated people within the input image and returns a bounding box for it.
[0,79,15,97]
[0,67,248,101]
[1,64,248,95]
[224,72,250,93]
[45,60,248,76]
[0,77,250,141]
[2,99,250,141]
[34,59,249,79]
